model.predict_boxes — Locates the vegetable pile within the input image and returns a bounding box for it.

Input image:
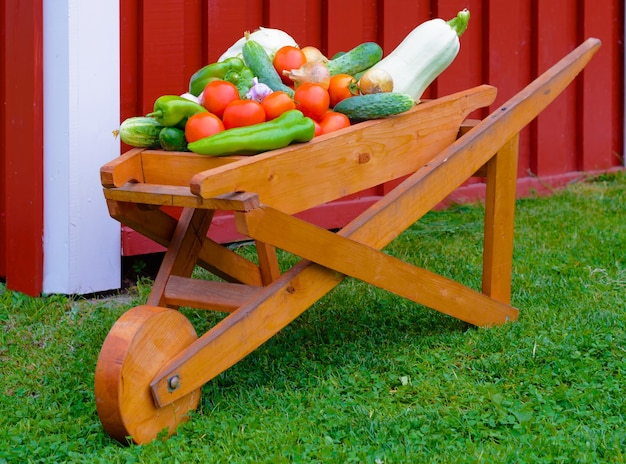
[117,9,470,157]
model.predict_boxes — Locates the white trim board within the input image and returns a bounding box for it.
[43,0,121,294]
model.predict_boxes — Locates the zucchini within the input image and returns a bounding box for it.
[326,42,383,76]
[242,38,295,97]
[333,92,415,122]
[118,116,163,148]
[159,127,188,151]
[369,9,470,101]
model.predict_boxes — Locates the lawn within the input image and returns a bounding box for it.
[1,170,625,463]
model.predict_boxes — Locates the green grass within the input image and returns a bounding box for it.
[1,170,625,463]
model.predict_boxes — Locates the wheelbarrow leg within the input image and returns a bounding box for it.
[147,207,214,307]
[236,204,519,326]
[106,198,265,285]
[482,133,520,303]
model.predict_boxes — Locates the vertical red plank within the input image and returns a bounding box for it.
[120,0,204,129]
[120,0,140,122]
[579,0,618,171]
[182,0,205,85]
[532,0,579,176]
[3,0,44,295]
[265,0,323,48]
[0,0,6,278]
[378,0,432,99]
[378,0,431,52]
[485,0,533,176]
[141,1,189,115]
[326,1,368,57]
[205,0,264,63]
[432,0,484,100]
[612,0,624,167]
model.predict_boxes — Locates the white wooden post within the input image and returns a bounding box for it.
[42,0,121,294]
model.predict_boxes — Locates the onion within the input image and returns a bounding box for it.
[358,68,394,94]
[283,61,331,89]
[300,46,328,63]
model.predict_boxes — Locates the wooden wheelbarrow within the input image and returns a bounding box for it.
[95,38,600,444]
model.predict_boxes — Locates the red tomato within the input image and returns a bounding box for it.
[319,111,351,134]
[294,83,330,121]
[201,80,240,118]
[273,46,307,85]
[185,112,225,143]
[261,91,296,120]
[328,73,358,108]
[222,99,266,129]
[312,119,323,137]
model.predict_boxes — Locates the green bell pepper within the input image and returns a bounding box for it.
[187,110,315,156]
[146,95,207,127]
[189,57,253,97]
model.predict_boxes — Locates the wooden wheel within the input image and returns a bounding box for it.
[94,305,201,444]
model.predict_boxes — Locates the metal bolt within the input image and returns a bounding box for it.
[168,375,181,391]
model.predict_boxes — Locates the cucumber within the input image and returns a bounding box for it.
[159,127,188,151]
[326,42,383,76]
[242,39,295,97]
[333,92,416,122]
[118,116,163,148]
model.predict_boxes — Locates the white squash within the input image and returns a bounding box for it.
[218,27,298,62]
[370,9,470,101]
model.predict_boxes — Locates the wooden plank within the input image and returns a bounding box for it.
[147,208,214,307]
[238,205,519,325]
[205,0,263,63]
[378,1,431,53]
[104,184,260,210]
[326,1,369,57]
[3,0,44,295]
[141,0,188,113]
[378,1,432,97]
[108,199,263,284]
[579,0,617,171]
[100,148,145,188]
[0,0,6,278]
[265,0,320,47]
[140,151,243,186]
[120,0,140,120]
[100,148,245,189]
[611,0,624,165]
[182,0,205,86]
[482,134,519,303]
[191,86,497,214]
[197,235,263,286]
[485,0,532,179]
[164,276,260,312]
[433,0,485,103]
[254,241,281,285]
[532,0,579,176]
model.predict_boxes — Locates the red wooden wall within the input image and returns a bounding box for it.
[118,0,624,256]
[1,1,624,292]
[1,0,45,294]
